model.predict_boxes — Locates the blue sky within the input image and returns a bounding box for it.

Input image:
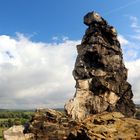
[0,0,140,42]
[0,0,140,108]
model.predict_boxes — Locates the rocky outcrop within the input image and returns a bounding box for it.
[3,11,139,140]
[3,109,140,140]
[24,108,77,140]
[65,11,136,121]
[68,112,140,140]
[29,109,140,140]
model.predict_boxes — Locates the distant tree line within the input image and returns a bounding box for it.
[0,110,34,128]
[0,111,32,119]
[0,118,27,127]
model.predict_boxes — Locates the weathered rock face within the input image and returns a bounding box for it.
[3,11,138,140]
[24,108,77,140]
[67,112,140,140]
[3,109,140,140]
[65,11,136,121]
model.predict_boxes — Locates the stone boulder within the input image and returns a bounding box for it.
[3,125,34,140]
[65,11,136,121]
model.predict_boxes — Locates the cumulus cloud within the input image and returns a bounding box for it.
[0,33,80,109]
[118,34,138,60]
[0,30,140,109]
[118,34,129,46]
[126,59,140,104]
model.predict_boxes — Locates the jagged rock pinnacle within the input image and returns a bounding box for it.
[3,12,140,140]
[84,11,105,25]
[65,11,136,121]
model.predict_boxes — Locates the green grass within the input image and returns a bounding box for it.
[0,127,8,140]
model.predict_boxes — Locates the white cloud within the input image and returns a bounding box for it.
[62,36,69,41]
[118,34,138,60]
[0,31,140,109]
[118,34,129,46]
[125,59,140,104]
[0,34,80,109]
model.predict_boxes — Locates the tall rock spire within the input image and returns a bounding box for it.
[65,11,136,121]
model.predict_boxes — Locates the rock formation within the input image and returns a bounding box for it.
[65,11,136,121]
[25,108,77,140]
[68,111,140,140]
[4,109,140,140]
[3,11,140,140]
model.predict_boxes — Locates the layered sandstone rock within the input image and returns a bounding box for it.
[65,11,136,121]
